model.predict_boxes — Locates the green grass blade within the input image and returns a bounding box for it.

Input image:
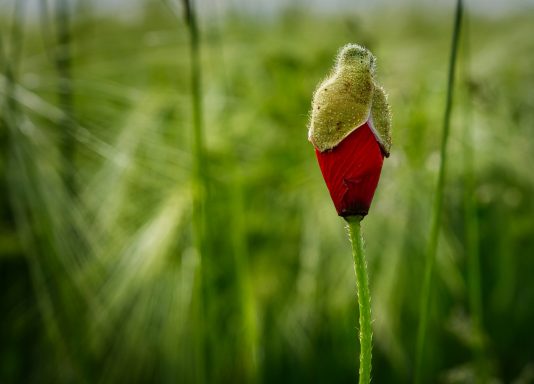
[414,1,464,383]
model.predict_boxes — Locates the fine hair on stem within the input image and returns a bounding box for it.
[346,216,373,384]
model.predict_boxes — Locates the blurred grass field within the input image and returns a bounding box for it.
[1,1,534,383]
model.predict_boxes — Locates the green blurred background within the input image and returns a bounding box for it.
[1,0,534,383]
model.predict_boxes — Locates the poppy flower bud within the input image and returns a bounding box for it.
[308,44,392,217]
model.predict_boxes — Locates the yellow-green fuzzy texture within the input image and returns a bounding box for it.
[309,44,392,155]
[370,83,392,156]
[309,44,375,152]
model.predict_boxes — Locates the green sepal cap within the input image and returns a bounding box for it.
[308,44,391,156]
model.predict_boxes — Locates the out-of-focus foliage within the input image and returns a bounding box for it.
[1,2,533,383]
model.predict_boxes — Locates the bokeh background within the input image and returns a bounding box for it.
[1,0,534,383]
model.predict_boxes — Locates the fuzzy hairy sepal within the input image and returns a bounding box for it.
[308,43,391,155]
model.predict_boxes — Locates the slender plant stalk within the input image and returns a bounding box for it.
[54,0,76,195]
[182,0,209,382]
[414,1,463,383]
[346,216,373,384]
[182,0,207,263]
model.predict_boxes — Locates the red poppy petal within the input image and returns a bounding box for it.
[315,122,384,217]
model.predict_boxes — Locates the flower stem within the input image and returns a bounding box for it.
[346,216,372,384]
[414,1,463,383]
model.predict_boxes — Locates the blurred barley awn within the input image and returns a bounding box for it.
[308,44,392,384]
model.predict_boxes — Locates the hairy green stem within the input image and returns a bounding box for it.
[346,216,372,384]
[414,1,463,383]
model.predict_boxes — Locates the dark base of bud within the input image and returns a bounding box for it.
[315,122,384,217]
[340,207,369,218]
